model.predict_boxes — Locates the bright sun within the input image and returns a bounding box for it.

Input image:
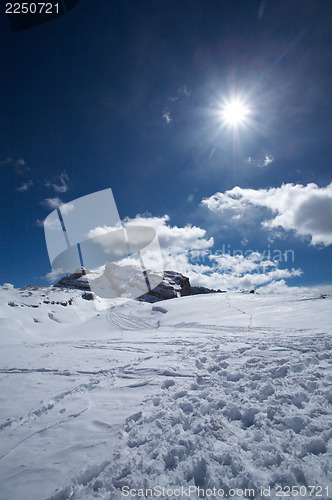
[221,99,249,127]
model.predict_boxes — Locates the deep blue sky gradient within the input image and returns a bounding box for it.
[1,0,331,287]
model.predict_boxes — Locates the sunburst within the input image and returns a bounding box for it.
[221,98,249,127]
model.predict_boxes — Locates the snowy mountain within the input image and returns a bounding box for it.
[0,282,331,500]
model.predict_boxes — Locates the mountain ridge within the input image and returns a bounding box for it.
[54,266,225,302]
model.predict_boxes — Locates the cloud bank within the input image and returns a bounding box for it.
[201,183,332,246]
[119,215,301,291]
[43,213,301,291]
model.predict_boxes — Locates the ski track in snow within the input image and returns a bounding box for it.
[0,289,331,499]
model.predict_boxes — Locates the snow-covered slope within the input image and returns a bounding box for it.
[0,285,331,500]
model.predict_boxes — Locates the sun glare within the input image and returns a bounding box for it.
[221,99,249,127]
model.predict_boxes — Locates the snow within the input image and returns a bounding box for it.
[0,285,331,499]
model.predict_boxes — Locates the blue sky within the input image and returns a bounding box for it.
[1,0,331,290]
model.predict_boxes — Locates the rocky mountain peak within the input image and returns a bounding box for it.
[54,265,223,302]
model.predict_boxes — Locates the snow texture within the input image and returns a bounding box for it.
[0,285,331,499]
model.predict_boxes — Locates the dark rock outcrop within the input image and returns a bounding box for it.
[191,286,225,295]
[137,271,223,303]
[137,271,191,303]
[55,266,223,303]
[55,267,90,290]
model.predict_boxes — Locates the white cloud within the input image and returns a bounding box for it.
[168,85,191,103]
[246,155,274,168]
[36,217,62,230]
[87,225,129,257]
[258,280,332,296]
[123,215,213,252]
[120,214,302,291]
[14,158,29,175]
[36,202,74,229]
[209,251,275,274]
[44,268,65,283]
[178,84,191,97]
[189,267,301,291]
[16,180,33,192]
[88,225,121,238]
[59,202,74,215]
[87,215,214,276]
[202,183,332,246]
[45,171,70,193]
[163,85,191,125]
[0,156,12,167]
[40,213,303,292]
[0,156,29,174]
[40,197,63,209]
[162,109,172,124]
